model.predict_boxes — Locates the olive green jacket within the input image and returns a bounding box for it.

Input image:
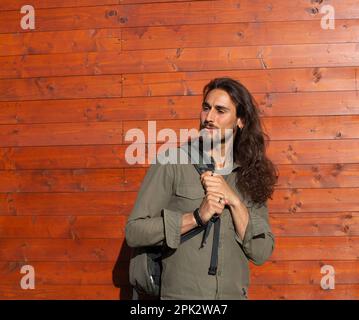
[125,147,275,300]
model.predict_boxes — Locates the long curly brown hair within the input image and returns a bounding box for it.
[202,77,279,206]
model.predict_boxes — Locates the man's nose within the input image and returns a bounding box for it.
[205,107,216,122]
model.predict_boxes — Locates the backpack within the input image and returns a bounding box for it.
[128,140,220,299]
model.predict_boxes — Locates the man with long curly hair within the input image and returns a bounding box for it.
[126,77,279,300]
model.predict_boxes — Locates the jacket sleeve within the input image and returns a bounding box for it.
[125,162,183,249]
[234,202,275,265]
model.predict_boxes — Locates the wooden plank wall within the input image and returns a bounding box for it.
[0,0,359,299]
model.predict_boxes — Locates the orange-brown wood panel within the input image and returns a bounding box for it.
[0,28,123,56]
[1,45,359,79]
[0,188,357,216]
[0,75,122,101]
[0,191,137,216]
[267,140,359,165]
[0,216,127,239]
[3,19,359,57]
[0,236,358,263]
[0,96,203,124]
[0,261,128,285]
[0,91,358,125]
[275,164,359,189]
[0,238,129,262]
[0,284,128,300]
[2,284,359,299]
[250,260,359,285]
[0,122,123,147]
[269,212,359,237]
[122,67,358,97]
[271,237,359,261]
[257,91,359,117]
[1,260,358,286]
[2,212,359,239]
[248,284,359,300]
[123,20,359,50]
[0,145,136,170]
[271,188,359,213]
[0,0,202,11]
[0,168,144,192]
[1,0,359,33]
[122,116,359,142]
[0,0,120,10]
[0,140,358,171]
[1,68,357,101]
[0,164,359,193]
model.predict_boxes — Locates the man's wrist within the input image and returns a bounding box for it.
[193,208,207,227]
[229,196,242,209]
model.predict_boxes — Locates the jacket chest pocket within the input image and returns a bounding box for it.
[174,185,205,211]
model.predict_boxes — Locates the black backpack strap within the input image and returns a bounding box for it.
[180,224,206,244]
[200,219,212,248]
[183,138,221,276]
[189,138,215,174]
[200,213,219,248]
[208,217,220,275]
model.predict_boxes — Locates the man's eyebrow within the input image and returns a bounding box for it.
[202,101,230,110]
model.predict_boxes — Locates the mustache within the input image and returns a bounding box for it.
[201,123,219,129]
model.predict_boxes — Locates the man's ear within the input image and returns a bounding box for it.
[236,118,244,129]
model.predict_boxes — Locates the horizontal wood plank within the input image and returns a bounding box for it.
[3,19,359,56]
[0,188,358,215]
[267,140,359,165]
[0,28,122,56]
[1,283,358,299]
[0,238,130,262]
[275,164,359,189]
[122,67,358,97]
[1,163,359,193]
[0,261,129,286]
[0,284,128,299]
[0,122,123,147]
[0,0,119,10]
[2,212,359,239]
[0,0,207,11]
[1,44,359,79]
[270,212,359,237]
[1,1,359,33]
[1,67,356,101]
[123,19,359,50]
[271,188,359,213]
[0,168,144,192]
[0,236,358,262]
[0,140,358,170]
[0,75,122,101]
[250,260,359,285]
[0,91,358,125]
[122,116,359,142]
[0,145,137,170]
[248,284,359,300]
[0,215,128,239]
[0,192,137,216]
[271,237,359,261]
[1,259,359,287]
[0,116,357,147]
